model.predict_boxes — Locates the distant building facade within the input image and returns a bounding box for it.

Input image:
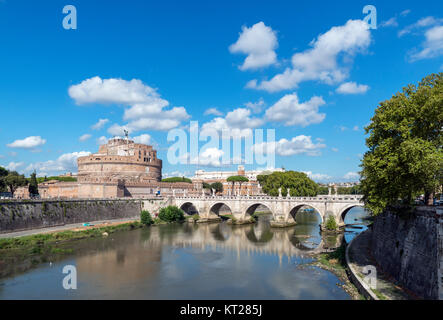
[192,166,286,196]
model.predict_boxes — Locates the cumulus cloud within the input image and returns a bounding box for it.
[336,81,369,94]
[79,134,92,142]
[304,171,332,182]
[96,136,108,145]
[204,108,223,116]
[181,148,225,167]
[398,16,443,37]
[201,107,264,138]
[91,118,109,130]
[343,172,360,181]
[252,135,326,157]
[229,21,278,70]
[247,19,371,92]
[265,93,326,127]
[133,134,151,145]
[25,151,91,175]
[69,76,190,132]
[7,136,46,149]
[5,162,25,171]
[409,25,443,61]
[244,98,265,114]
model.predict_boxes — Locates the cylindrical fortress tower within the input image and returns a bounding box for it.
[77,138,162,184]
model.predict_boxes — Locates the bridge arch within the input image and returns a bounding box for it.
[179,202,199,215]
[288,204,324,223]
[338,204,366,225]
[209,202,233,217]
[244,203,274,220]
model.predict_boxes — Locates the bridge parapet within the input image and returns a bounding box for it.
[173,195,365,225]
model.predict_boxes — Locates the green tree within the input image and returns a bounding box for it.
[28,171,39,196]
[360,73,443,215]
[3,171,28,197]
[140,210,153,225]
[227,175,249,195]
[161,177,192,183]
[259,171,318,197]
[210,182,223,195]
[0,166,8,192]
[158,205,185,222]
[325,215,338,231]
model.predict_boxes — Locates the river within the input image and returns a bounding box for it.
[0,207,369,299]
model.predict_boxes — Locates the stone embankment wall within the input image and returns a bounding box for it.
[0,199,145,234]
[371,206,443,300]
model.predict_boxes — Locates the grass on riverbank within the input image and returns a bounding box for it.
[0,221,143,252]
[314,244,364,300]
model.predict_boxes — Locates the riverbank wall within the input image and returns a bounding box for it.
[0,199,146,234]
[371,206,443,300]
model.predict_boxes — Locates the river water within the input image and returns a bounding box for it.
[0,208,369,300]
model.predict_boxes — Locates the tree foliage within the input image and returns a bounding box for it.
[226,175,249,183]
[210,182,223,194]
[158,205,185,222]
[3,171,28,196]
[257,171,318,197]
[140,210,153,225]
[161,177,192,184]
[360,73,443,215]
[28,172,39,196]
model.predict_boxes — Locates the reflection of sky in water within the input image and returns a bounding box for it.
[0,217,351,300]
[344,207,371,243]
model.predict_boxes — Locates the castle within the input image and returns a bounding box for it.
[37,138,201,199]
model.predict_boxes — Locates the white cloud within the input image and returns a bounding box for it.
[5,162,25,171]
[229,21,278,70]
[7,136,46,149]
[343,172,360,181]
[183,148,225,167]
[133,134,151,145]
[248,19,371,92]
[409,25,443,61]
[331,147,339,152]
[201,107,264,138]
[398,16,443,37]
[96,136,108,145]
[400,9,411,17]
[244,98,265,114]
[352,125,360,131]
[79,134,92,142]
[336,81,369,94]
[380,17,398,28]
[252,135,326,157]
[265,93,326,127]
[68,77,158,105]
[91,118,109,130]
[69,76,190,132]
[204,108,223,116]
[25,151,91,175]
[304,171,332,182]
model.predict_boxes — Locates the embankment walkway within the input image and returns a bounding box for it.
[0,217,139,239]
[346,229,412,300]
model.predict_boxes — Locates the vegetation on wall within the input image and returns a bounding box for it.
[140,210,153,225]
[360,73,443,215]
[158,205,185,222]
[161,177,192,184]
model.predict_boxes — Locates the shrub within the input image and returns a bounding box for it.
[140,210,153,226]
[325,215,338,231]
[158,206,185,222]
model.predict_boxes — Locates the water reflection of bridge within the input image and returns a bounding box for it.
[143,222,341,262]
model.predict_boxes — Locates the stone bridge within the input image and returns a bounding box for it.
[172,194,364,225]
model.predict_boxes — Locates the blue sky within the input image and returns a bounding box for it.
[0,0,442,182]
